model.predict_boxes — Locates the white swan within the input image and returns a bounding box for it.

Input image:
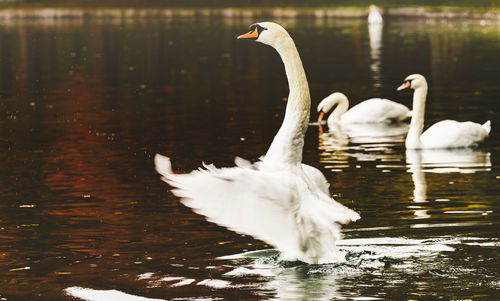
[155,22,360,264]
[397,74,491,149]
[317,92,411,125]
[368,4,383,24]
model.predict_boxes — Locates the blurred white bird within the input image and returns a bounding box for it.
[368,4,383,24]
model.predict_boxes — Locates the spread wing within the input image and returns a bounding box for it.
[155,154,303,254]
[155,154,360,263]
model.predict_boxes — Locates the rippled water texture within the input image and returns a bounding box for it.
[0,17,499,300]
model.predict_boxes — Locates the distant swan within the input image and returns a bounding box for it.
[368,4,383,24]
[397,74,491,149]
[155,22,360,264]
[317,92,411,125]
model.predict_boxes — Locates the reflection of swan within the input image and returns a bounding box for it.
[317,123,407,173]
[368,5,383,86]
[406,148,491,219]
[342,122,409,144]
[407,150,429,219]
[270,268,342,300]
[406,148,491,174]
[317,92,411,125]
[319,122,408,146]
[398,74,491,149]
[155,22,360,264]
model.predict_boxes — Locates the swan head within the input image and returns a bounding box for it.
[397,74,427,91]
[317,92,349,122]
[237,22,290,48]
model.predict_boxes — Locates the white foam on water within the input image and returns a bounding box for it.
[223,266,276,277]
[197,279,232,289]
[169,278,195,287]
[159,276,185,282]
[137,272,154,280]
[219,236,495,267]
[64,287,166,301]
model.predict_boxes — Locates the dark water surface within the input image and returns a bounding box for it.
[0,17,499,300]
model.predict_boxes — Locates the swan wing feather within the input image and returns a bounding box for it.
[155,154,359,263]
[421,120,490,148]
[342,98,410,123]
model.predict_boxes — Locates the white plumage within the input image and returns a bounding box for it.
[317,92,411,125]
[155,22,359,264]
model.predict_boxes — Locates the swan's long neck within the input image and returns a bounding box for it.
[262,36,310,170]
[327,96,349,125]
[406,85,428,149]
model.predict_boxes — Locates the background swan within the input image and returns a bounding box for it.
[368,4,383,24]
[397,74,491,149]
[155,22,360,264]
[317,92,411,125]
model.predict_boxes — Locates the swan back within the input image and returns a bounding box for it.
[342,98,410,123]
[420,120,490,149]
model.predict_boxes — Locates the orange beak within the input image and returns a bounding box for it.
[397,81,411,91]
[317,111,325,123]
[237,28,259,40]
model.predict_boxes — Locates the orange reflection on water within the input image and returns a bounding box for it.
[43,74,133,200]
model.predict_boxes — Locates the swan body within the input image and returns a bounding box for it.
[317,92,411,126]
[398,74,491,149]
[155,22,359,264]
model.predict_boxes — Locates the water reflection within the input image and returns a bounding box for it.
[406,148,491,173]
[318,122,408,144]
[368,20,383,86]
[406,148,492,221]
[407,150,430,219]
[318,123,407,171]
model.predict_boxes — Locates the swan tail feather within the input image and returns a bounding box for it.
[482,120,491,134]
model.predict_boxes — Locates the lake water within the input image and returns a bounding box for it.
[0,16,499,300]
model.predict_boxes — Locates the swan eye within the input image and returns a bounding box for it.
[249,24,268,35]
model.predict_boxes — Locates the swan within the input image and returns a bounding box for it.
[317,92,412,125]
[368,4,383,24]
[155,22,360,264]
[397,74,491,149]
